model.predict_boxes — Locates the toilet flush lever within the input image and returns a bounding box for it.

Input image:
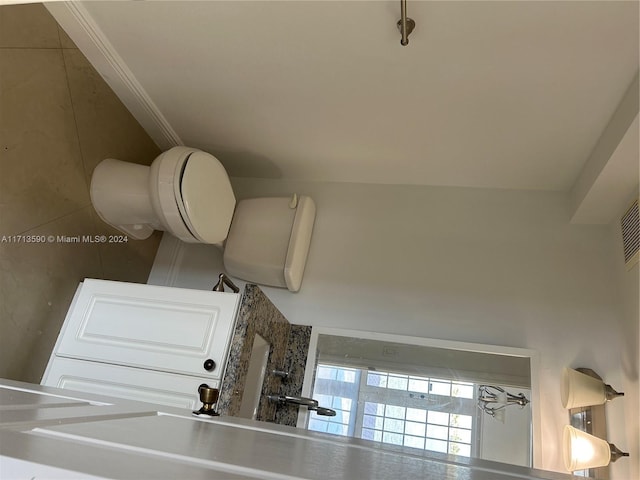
[288,193,298,209]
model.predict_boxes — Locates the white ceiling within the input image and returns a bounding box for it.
[67,1,638,192]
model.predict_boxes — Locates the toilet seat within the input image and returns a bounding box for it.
[149,147,236,244]
[176,152,236,244]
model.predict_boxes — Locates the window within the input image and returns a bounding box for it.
[308,366,477,457]
[359,373,474,456]
[308,366,359,437]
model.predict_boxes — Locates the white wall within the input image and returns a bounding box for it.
[46,1,639,192]
[607,205,639,480]
[480,388,532,468]
[150,179,632,475]
[238,179,634,475]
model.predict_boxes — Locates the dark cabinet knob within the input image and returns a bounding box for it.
[203,359,216,371]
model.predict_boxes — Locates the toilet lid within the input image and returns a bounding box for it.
[177,152,236,244]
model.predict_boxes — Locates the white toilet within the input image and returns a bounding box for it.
[90,146,315,292]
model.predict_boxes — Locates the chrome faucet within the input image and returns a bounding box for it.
[267,395,318,407]
[267,395,336,416]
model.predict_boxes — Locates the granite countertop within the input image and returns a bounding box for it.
[217,285,311,426]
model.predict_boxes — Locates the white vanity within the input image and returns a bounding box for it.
[42,279,241,410]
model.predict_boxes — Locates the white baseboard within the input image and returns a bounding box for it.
[45,1,182,150]
[147,234,186,287]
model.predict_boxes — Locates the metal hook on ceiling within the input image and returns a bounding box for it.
[397,0,416,46]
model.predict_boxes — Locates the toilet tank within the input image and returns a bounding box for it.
[223,195,316,292]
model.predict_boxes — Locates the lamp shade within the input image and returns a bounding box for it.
[561,368,606,409]
[563,425,611,471]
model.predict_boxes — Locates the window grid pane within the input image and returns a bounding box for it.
[404,435,425,449]
[451,382,474,399]
[406,407,427,422]
[337,368,358,383]
[449,427,472,444]
[382,431,404,445]
[349,370,474,458]
[383,418,405,433]
[449,442,471,457]
[308,391,353,438]
[426,438,448,453]
[426,424,449,440]
[429,381,451,396]
[367,373,388,388]
[385,405,406,419]
[387,374,409,391]
[408,378,430,393]
[428,411,449,425]
[357,406,473,458]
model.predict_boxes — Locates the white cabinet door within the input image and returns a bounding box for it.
[55,279,240,380]
[3,380,565,480]
[43,357,217,410]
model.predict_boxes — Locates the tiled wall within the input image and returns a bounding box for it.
[0,4,161,383]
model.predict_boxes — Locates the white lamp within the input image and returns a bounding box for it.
[561,368,623,409]
[563,425,629,471]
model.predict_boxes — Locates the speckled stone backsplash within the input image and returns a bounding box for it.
[273,324,312,426]
[217,284,311,426]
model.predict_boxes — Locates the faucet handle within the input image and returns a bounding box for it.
[272,369,290,380]
[212,273,239,293]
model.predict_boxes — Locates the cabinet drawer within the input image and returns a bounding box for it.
[56,279,240,380]
[43,357,217,410]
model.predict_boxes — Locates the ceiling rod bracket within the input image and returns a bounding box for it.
[397,0,415,46]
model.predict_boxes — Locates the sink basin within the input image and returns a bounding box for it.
[238,334,270,419]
